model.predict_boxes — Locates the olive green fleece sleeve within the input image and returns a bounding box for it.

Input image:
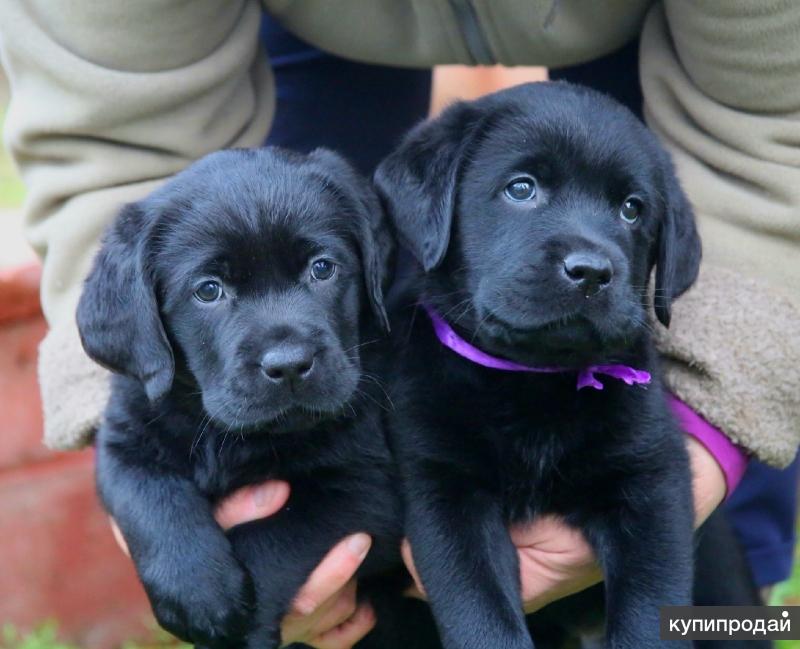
[265,0,651,68]
[641,1,800,467]
[0,0,274,449]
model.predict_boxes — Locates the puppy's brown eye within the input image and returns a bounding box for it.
[620,197,643,223]
[194,280,223,302]
[311,259,336,281]
[505,177,536,202]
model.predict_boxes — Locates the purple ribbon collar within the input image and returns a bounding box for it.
[423,305,651,391]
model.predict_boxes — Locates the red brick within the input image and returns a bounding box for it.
[0,262,158,647]
[0,264,42,324]
[0,452,152,648]
[0,313,49,470]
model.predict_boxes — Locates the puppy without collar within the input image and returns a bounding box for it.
[78,147,403,649]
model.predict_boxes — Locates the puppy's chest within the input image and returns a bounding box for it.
[494,413,606,522]
[191,425,391,499]
[451,386,635,523]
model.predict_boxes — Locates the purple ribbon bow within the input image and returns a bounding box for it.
[423,305,651,391]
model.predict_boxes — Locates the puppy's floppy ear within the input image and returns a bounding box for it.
[76,202,174,402]
[654,157,702,327]
[309,148,394,333]
[374,102,482,271]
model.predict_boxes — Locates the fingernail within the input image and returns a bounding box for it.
[346,533,371,559]
[357,603,375,622]
[292,596,317,616]
[253,483,279,509]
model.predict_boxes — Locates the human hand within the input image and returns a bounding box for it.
[401,435,727,613]
[400,517,601,614]
[111,480,375,649]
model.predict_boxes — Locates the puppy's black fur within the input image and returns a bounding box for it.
[376,82,702,649]
[77,148,403,649]
[693,511,772,649]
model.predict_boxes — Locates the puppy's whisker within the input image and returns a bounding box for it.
[470,310,494,344]
[191,397,234,459]
[352,388,375,412]
[440,296,476,326]
[441,297,473,320]
[343,338,380,354]
[424,288,469,304]
[626,312,655,336]
[190,414,213,459]
[355,378,393,412]
[226,401,246,447]
[452,303,475,326]
[143,411,169,428]
[360,371,391,395]
[218,431,230,457]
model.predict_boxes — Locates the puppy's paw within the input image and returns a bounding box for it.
[243,624,282,649]
[145,552,255,646]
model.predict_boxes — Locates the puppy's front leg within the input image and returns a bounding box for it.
[584,490,693,649]
[405,473,533,649]
[96,441,253,647]
[226,484,376,649]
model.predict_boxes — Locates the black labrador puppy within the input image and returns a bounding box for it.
[375,82,702,649]
[77,147,403,649]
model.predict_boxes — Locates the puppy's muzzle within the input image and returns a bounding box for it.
[562,251,613,297]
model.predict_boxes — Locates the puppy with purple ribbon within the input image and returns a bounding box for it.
[375,82,701,649]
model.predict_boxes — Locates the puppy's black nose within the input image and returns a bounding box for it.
[260,344,315,384]
[563,253,613,297]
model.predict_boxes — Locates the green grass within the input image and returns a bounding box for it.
[772,539,800,608]
[0,624,189,649]
[1,624,78,649]
[5,553,800,649]
[0,109,26,209]
[771,534,800,649]
[6,573,800,649]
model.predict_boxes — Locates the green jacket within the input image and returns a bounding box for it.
[1,1,798,465]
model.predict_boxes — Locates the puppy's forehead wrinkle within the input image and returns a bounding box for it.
[483,118,653,192]
[239,285,321,321]
[158,199,353,278]
[470,85,655,162]
[152,151,350,233]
